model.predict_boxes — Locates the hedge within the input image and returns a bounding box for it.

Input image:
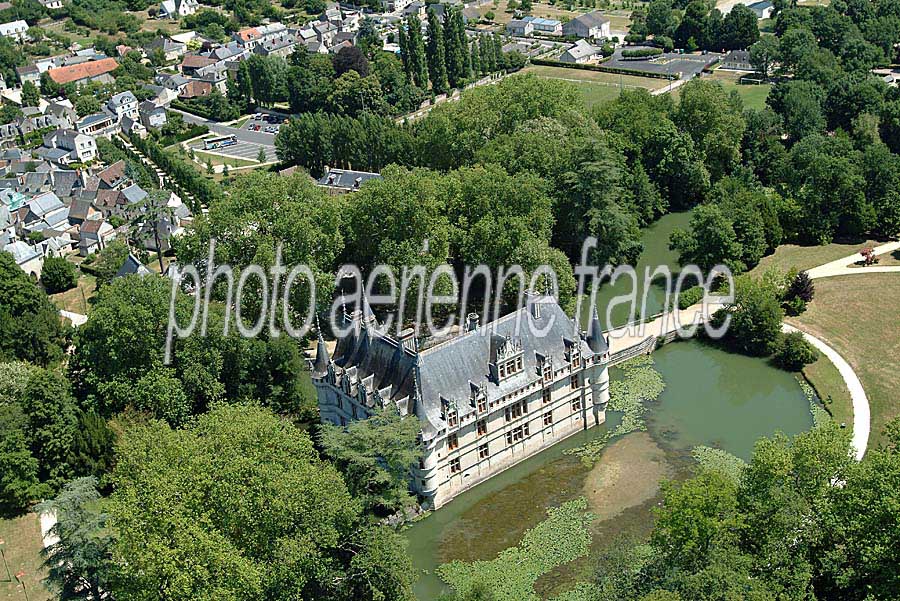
[621,47,664,59]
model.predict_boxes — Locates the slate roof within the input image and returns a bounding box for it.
[317,168,382,190]
[98,160,126,188]
[566,10,610,29]
[115,253,151,278]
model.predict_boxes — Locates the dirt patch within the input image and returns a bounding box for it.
[583,432,673,521]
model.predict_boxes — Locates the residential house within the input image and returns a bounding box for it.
[0,20,29,42]
[524,16,562,35]
[15,65,40,86]
[252,32,297,58]
[180,54,216,76]
[97,160,127,190]
[562,11,611,40]
[145,36,187,62]
[107,91,139,122]
[120,115,147,138]
[77,217,116,255]
[507,18,534,36]
[559,39,599,64]
[42,129,97,163]
[47,58,118,86]
[382,0,413,12]
[138,100,167,129]
[38,0,63,9]
[179,80,212,99]
[115,253,151,278]
[75,112,116,137]
[3,240,42,278]
[747,0,774,19]
[158,0,198,19]
[19,191,69,237]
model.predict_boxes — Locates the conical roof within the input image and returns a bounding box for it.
[586,306,608,355]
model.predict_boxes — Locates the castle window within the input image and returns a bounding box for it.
[447,409,458,428]
[543,411,552,426]
[351,404,358,419]
[571,398,582,412]
[477,397,487,413]
[478,443,489,459]
[542,388,551,404]
[506,424,528,446]
[570,374,579,390]
[543,364,552,382]
[477,419,487,436]
[520,399,527,414]
[505,401,524,422]
[449,458,461,474]
[516,356,523,371]
[448,433,458,451]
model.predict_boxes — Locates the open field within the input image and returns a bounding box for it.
[669,69,772,109]
[49,273,96,315]
[750,240,881,276]
[788,274,900,448]
[522,64,671,108]
[0,514,52,601]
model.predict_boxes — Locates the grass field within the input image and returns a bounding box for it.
[523,64,669,107]
[789,274,900,449]
[802,354,853,429]
[49,273,96,315]
[669,70,772,109]
[0,515,52,601]
[750,240,880,276]
[192,150,259,168]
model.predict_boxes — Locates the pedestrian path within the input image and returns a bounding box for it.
[806,240,900,279]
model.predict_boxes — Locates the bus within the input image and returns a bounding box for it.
[204,135,237,150]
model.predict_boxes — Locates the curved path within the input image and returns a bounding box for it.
[781,323,870,460]
[806,240,900,280]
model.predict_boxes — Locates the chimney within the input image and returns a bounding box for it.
[465,312,479,333]
[526,290,541,320]
[399,328,416,352]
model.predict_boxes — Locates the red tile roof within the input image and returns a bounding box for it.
[180,54,216,70]
[236,27,261,42]
[47,58,119,85]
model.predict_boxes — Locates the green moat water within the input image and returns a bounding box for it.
[404,212,814,600]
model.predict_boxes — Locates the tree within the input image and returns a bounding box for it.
[445,7,469,87]
[0,251,70,366]
[674,80,746,181]
[720,4,759,49]
[426,8,449,94]
[777,26,818,73]
[404,15,429,90]
[772,330,818,370]
[333,44,369,77]
[709,275,784,356]
[21,80,40,107]
[108,404,416,600]
[257,147,267,162]
[89,240,130,290]
[34,477,116,600]
[646,0,677,37]
[767,80,826,140]
[749,35,779,77]
[328,71,391,117]
[670,204,745,272]
[74,96,100,117]
[319,408,421,514]
[20,368,78,489]
[41,256,78,294]
[0,403,41,516]
[287,53,335,113]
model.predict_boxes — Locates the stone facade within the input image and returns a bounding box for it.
[312,294,610,509]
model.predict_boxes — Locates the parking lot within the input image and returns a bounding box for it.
[241,112,285,135]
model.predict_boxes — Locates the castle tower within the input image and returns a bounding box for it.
[586,307,610,426]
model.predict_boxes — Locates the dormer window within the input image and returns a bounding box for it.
[447,409,458,428]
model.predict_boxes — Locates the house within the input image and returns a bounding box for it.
[524,17,562,35]
[559,39,599,64]
[145,36,187,62]
[38,0,63,9]
[179,80,212,99]
[180,54,217,77]
[67,197,98,225]
[45,100,78,130]
[312,294,611,509]
[158,0,198,19]
[747,1,774,19]
[115,252,151,278]
[42,129,97,163]
[252,33,297,58]
[77,218,115,255]
[107,91,139,122]
[720,49,753,70]
[507,18,534,36]
[233,27,263,49]
[20,191,69,236]
[121,115,147,138]
[138,100,167,129]
[75,111,116,137]
[3,240,42,278]
[382,0,413,12]
[47,58,118,86]
[97,160,126,190]
[0,20,29,42]
[15,65,40,86]
[317,168,382,192]
[562,11,611,40]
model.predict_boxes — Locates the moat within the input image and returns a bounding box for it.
[404,212,816,599]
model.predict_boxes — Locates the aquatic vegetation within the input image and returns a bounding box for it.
[436,498,594,601]
[549,582,602,601]
[797,377,831,427]
[692,445,746,483]
[564,355,666,465]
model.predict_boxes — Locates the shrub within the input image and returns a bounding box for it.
[786,271,815,303]
[624,33,646,44]
[783,296,807,316]
[41,256,78,294]
[772,331,819,371]
[655,35,674,52]
[677,285,705,309]
[622,47,664,59]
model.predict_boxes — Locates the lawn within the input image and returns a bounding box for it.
[0,514,52,601]
[788,273,900,449]
[523,64,671,108]
[750,239,880,276]
[192,149,259,168]
[49,274,96,315]
[802,354,853,430]
[720,79,771,110]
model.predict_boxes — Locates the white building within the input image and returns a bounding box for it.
[0,20,29,42]
[559,39,599,64]
[562,11,611,41]
[158,0,198,19]
[312,294,611,509]
[42,129,97,163]
[107,91,139,121]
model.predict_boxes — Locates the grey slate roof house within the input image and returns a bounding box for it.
[562,10,611,40]
[317,167,382,192]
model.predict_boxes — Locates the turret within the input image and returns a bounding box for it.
[586,307,610,424]
[312,329,330,379]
